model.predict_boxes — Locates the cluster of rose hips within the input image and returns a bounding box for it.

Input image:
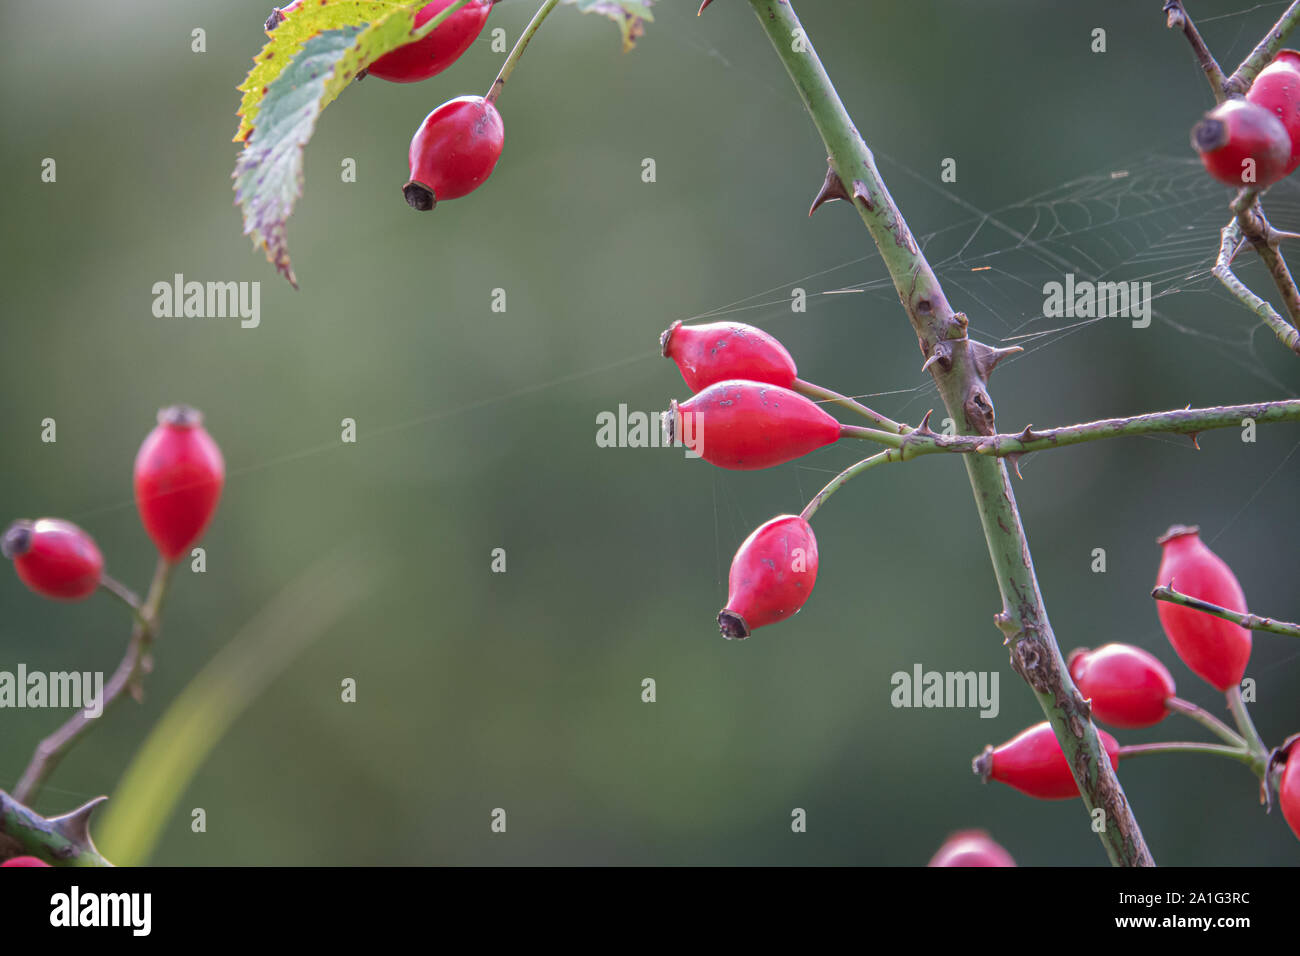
[268,0,504,211]
[956,528,1300,863]
[659,322,1300,857]
[659,319,851,640]
[2,405,223,614]
[1193,50,1300,187]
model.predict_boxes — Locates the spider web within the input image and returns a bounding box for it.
[683,150,1300,424]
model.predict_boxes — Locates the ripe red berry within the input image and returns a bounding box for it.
[1,856,50,867]
[660,320,798,393]
[1247,51,1300,175]
[1191,98,1290,187]
[1155,525,1251,693]
[1280,742,1300,842]
[403,96,504,211]
[2,519,103,602]
[975,721,1120,801]
[1067,643,1176,729]
[663,380,841,471]
[134,406,225,563]
[927,830,1016,868]
[718,515,818,639]
[367,1,492,84]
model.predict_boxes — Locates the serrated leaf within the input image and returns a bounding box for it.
[562,0,654,53]
[234,3,453,286]
[233,26,363,288]
[235,0,412,144]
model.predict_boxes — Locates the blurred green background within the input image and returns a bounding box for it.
[1,0,1298,865]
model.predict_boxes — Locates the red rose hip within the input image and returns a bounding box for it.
[975,721,1120,800]
[1155,526,1251,692]
[663,380,841,471]
[1191,98,1290,187]
[660,320,798,392]
[403,95,504,210]
[1,856,51,867]
[367,1,492,84]
[927,830,1016,867]
[1246,50,1300,175]
[2,518,103,601]
[718,515,818,639]
[1068,643,1176,729]
[1280,742,1300,842]
[134,406,225,562]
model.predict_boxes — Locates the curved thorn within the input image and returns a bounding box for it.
[808,161,851,216]
[48,796,108,848]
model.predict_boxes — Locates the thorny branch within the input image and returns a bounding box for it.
[746,0,1153,865]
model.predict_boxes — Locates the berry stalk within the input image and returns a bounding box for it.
[789,378,905,433]
[1226,685,1270,765]
[799,449,899,522]
[484,0,561,106]
[1165,696,1248,749]
[12,557,175,805]
[1117,741,1260,770]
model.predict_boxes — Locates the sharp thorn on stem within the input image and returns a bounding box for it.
[969,340,1024,380]
[808,160,851,216]
[48,796,108,848]
[697,0,715,15]
[1006,453,1025,480]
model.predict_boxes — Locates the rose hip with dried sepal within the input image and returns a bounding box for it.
[1154,525,1251,693]
[717,515,818,639]
[1068,643,1176,729]
[663,380,841,471]
[1,519,103,601]
[974,721,1120,800]
[134,406,225,563]
[660,320,798,392]
[1191,98,1290,187]
[404,96,504,210]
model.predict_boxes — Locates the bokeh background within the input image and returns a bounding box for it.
[1,0,1298,865]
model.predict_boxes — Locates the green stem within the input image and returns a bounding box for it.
[839,399,1300,456]
[1118,741,1258,768]
[800,449,899,522]
[1225,0,1300,94]
[12,556,175,805]
[99,573,144,627]
[485,0,562,105]
[747,0,1152,866]
[1152,585,1300,639]
[791,378,905,433]
[1226,685,1269,764]
[1166,696,1247,748]
[0,792,111,867]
